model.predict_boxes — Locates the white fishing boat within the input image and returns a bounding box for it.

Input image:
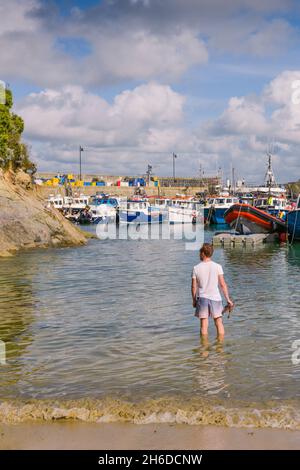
[119,199,167,224]
[64,194,90,211]
[47,194,64,210]
[89,197,119,223]
[168,199,202,224]
[150,198,170,221]
[47,194,90,212]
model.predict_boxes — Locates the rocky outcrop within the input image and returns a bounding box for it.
[0,170,89,257]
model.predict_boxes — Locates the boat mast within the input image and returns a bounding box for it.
[265,152,276,196]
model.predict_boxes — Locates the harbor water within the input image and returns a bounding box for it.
[0,227,300,428]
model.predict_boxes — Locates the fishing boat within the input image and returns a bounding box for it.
[118,199,167,224]
[66,194,90,211]
[149,198,170,222]
[168,199,202,224]
[206,197,240,225]
[89,196,120,224]
[287,196,300,241]
[47,194,65,210]
[255,196,292,220]
[76,208,93,225]
[238,194,255,206]
[151,197,170,209]
[47,194,90,213]
[224,203,287,234]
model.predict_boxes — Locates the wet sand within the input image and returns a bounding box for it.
[1,422,300,450]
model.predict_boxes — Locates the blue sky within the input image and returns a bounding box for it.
[1,0,300,181]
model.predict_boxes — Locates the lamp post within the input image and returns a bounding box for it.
[172,153,177,183]
[79,146,84,181]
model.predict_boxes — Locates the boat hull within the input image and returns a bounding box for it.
[119,208,167,224]
[203,207,209,223]
[168,207,197,224]
[287,210,300,240]
[211,208,228,225]
[224,204,287,234]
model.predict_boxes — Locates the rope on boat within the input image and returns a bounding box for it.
[205,205,214,226]
[233,204,243,234]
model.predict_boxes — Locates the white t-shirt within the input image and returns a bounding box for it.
[192,261,224,301]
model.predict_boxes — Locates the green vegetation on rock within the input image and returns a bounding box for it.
[0,87,36,173]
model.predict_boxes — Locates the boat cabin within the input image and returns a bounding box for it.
[208,197,239,207]
[255,197,288,210]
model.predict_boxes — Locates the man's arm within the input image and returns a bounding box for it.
[218,275,233,306]
[191,278,197,307]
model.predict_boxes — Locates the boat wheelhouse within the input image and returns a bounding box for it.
[206,197,240,225]
[168,199,203,224]
[89,197,120,223]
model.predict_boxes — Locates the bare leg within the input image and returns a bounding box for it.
[214,316,225,340]
[200,318,208,337]
[200,331,209,358]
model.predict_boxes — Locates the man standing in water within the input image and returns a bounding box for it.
[191,243,233,338]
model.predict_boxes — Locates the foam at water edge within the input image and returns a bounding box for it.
[0,398,300,429]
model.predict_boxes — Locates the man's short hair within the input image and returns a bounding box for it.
[200,243,214,258]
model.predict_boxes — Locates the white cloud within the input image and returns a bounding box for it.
[16,71,300,181]
[18,82,185,144]
[263,71,300,143]
[201,70,300,146]
[0,0,78,87]
[194,70,300,181]
[82,29,207,84]
[264,70,300,105]
[206,96,269,136]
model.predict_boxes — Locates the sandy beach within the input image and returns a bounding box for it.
[1,422,300,450]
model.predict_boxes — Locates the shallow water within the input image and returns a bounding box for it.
[0,227,300,426]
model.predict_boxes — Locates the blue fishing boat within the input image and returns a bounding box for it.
[287,197,300,242]
[206,197,239,225]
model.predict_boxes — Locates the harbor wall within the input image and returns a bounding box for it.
[38,185,204,198]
